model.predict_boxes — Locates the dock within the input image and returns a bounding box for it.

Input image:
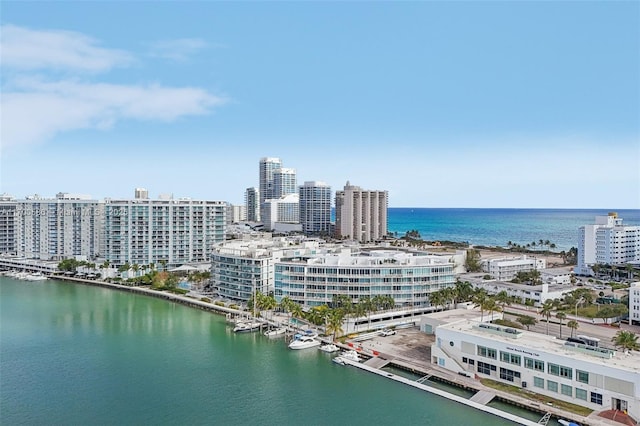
[469,390,496,405]
[340,357,540,426]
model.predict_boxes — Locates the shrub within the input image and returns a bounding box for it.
[201,297,212,303]
[214,301,225,306]
[229,304,239,310]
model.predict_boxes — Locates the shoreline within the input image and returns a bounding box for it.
[33,274,579,426]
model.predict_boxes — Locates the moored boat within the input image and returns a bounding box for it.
[233,321,264,333]
[264,326,288,337]
[332,349,361,365]
[288,331,321,350]
[319,343,339,353]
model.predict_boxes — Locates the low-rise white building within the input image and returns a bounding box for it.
[431,319,640,420]
[540,267,573,286]
[482,255,546,281]
[465,276,576,306]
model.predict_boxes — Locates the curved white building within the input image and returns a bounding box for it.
[275,249,455,308]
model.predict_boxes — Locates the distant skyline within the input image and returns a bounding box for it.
[1,2,638,208]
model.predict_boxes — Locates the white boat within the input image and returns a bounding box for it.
[319,343,340,353]
[332,350,361,365]
[264,326,288,337]
[25,273,48,281]
[233,321,264,333]
[558,420,580,426]
[288,331,321,350]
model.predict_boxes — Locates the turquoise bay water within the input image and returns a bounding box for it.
[1,277,520,426]
[388,208,640,251]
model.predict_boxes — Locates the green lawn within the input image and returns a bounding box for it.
[479,379,593,417]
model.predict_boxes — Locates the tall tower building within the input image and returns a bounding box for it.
[0,194,18,255]
[135,188,149,199]
[575,213,640,276]
[245,187,260,222]
[299,181,331,235]
[259,157,282,205]
[335,181,388,243]
[273,168,297,198]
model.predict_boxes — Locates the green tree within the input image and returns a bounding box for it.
[454,280,474,303]
[611,330,640,352]
[465,249,482,272]
[495,290,511,312]
[540,300,555,335]
[556,312,567,338]
[517,315,537,330]
[325,309,345,341]
[483,298,501,322]
[472,288,489,322]
[567,320,579,338]
[430,290,446,312]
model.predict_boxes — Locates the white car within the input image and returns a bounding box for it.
[380,329,396,336]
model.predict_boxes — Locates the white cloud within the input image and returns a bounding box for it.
[0,26,228,148]
[149,38,209,61]
[0,24,133,72]
[1,78,226,147]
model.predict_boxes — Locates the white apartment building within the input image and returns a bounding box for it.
[12,193,102,260]
[464,275,576,306]
[275,249,455,308]
[103,196,226,268]
[261,193,300,232]
[335,181,388,243]
[431,319,640,420]
[211,236,322,302]
[226,204,247,224]
[299,181,331,235]
[245,187,260,222]
[575,213,640,276]
[259,157,282,204]
[273,168,297,198]
[630,282,640,326]
[482,255,546,281]
[0,194,17,255]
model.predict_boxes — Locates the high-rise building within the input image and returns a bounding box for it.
[299,181,331,235]
[259,157,282,205]
[103,196,226,268]
[0,194,18,255]
[261,194,300,231]
[273,168,297,198]
[630,282,640,326]
[12,193,102,260]
[245,187,260,222]
[335,181,388,243]
[575,213,640,276]
[134,188,149,199]
[226,204,247,224]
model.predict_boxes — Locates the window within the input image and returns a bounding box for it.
[462,357,468,363]
[477,346,497,359]
[499,367,521,382]
[524,357,544,372]
[575,389,587,401]
[547,380,558,393]
[500,352,521,366]
[477,361,495,375]
[548,363,572,379]
[577,370,589,384]
[590,392,603,405]
[533,377,544,388]
[561,384,572,396]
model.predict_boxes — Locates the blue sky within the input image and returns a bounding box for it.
[1,1,639,208]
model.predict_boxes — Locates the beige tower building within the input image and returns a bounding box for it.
[335,181,388,243]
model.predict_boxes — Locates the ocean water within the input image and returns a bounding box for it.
[0,277,531,426]
[387,208,640,251]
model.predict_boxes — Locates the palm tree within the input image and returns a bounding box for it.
[483,298,501,322]
[540,300,555,335]
[517,315,537,330]
[626,264,635,280]
[567,320,579,338]
[290,302,304,320]
[430,290,446,312]
[611,330,640,352]
[159,259,168,272]
[472,288,489,322]
[454,280,474,303]
[325,309,345,341]
[591,263,602,278]
[556,312,567,338]
[495,290,511,312]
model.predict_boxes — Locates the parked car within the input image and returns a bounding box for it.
[380,329,396,336]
